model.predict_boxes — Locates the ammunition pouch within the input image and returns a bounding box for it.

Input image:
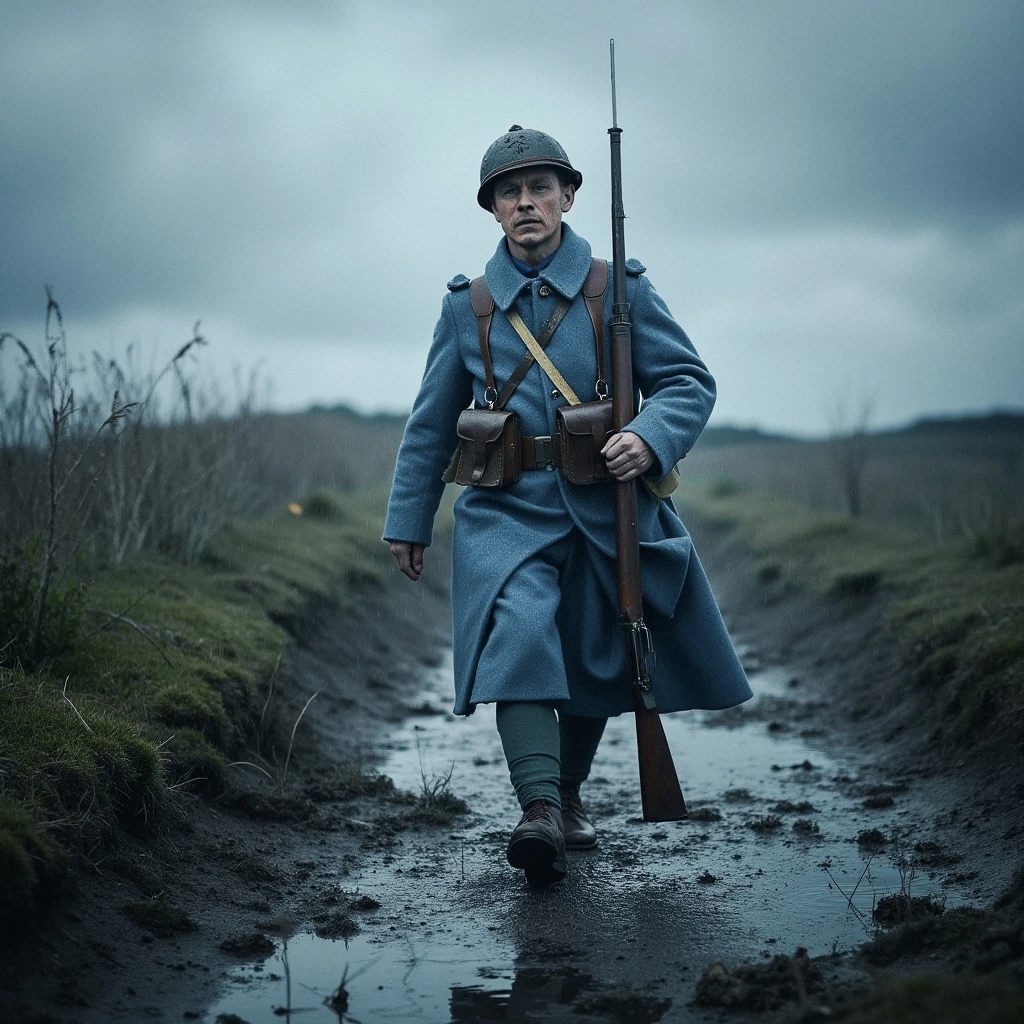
[448,408,522,488]
[555,399,614,485]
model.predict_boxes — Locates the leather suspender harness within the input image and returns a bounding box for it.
[442,257,679,495]
[468,258,609,471]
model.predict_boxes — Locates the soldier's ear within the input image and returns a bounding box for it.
[561,184,575,213]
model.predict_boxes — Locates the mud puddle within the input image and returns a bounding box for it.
[205,648,971,1023]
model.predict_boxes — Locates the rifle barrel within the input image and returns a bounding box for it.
[607,39,687,821]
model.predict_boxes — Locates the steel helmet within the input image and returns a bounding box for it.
[477,125,583,210]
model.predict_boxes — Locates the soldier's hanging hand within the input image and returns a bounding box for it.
[601,431,655,482]
[389,541,425,581]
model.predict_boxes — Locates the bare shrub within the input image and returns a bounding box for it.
[1,292,408,607]
[82,327,268,565]
[1,289,134,661]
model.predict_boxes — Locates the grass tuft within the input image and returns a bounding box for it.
[408,759,470,826]
[872,893,945,928]
[151,682,230,746]
[162,729,228,797]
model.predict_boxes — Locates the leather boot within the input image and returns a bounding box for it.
[558,784,597,850]
[506,800,566,887]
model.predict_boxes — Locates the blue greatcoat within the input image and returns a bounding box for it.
[383,223,751,718]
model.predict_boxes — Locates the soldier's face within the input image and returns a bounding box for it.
[490,169,575,260]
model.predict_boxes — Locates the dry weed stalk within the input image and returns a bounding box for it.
[229,689,320,798]
[281,691,319,795]
[1,289,136,660]
[60,676,93,734]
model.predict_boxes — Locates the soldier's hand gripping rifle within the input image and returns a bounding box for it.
[608,39,687,822]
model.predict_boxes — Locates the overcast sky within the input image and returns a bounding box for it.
[2,0,1021,434]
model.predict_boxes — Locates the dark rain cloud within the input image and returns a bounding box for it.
[1,1,1021,431]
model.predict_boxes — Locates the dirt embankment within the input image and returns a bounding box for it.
[687,517,1024,1020]
[0,532,456,1024]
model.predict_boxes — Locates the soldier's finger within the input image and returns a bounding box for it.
[609,461,641,481]
[601,433,629,457]
[605,450,634,471]
[411,545,424,575]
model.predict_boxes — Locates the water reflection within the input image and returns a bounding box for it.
[450,966,670,1024]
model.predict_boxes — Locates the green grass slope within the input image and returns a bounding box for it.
[678,478,1024,750]
[0,487,399,934]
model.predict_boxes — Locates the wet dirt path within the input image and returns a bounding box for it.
[203,643,975,1023]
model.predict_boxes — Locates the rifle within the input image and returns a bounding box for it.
[608,39,687,823]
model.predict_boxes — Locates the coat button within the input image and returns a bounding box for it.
[538,284,551,297]
[551,388,560,399]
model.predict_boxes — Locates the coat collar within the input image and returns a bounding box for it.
[484,222,593,311]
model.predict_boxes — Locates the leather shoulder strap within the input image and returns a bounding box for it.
[582,258,609,398]
[583,257,609,299]
[469,275,494,318]
[469,276,497,404]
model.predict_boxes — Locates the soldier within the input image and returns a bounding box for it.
[384,126,751,887]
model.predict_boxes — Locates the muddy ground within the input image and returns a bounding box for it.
[2,520,1023,1023]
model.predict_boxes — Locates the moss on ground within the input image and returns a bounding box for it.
[833,974,1024,1023]
[0,797,68,935]
[677,478,1024,749]
[0,486,394,933]
[120,898,195,938]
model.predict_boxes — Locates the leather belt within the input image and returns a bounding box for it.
[522,434,559,471]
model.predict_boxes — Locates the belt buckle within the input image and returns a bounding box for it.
[534,435,555,470]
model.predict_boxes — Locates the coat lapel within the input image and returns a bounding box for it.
[484,223,593,311]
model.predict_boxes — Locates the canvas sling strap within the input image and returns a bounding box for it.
[505,309,581,405]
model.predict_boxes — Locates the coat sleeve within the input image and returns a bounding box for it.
[382,294,473,546]
[622,274,717,478]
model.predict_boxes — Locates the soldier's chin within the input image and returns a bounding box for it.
[513,225,547,245]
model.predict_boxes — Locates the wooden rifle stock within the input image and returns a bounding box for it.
[608,40,687,823]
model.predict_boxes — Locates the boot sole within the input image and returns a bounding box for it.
[507,835,567,887]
